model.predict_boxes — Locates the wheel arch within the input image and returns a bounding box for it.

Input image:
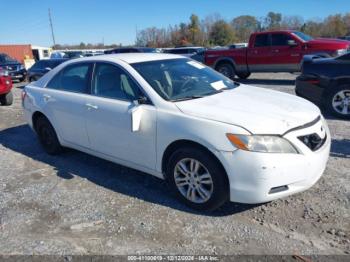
[213,57,237,71]
[161,139,228,182]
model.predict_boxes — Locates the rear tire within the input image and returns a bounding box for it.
[166,147,229,211]
[216,62,235,79]
[236,72,251,79]
[324,85,350,119]
[35,116,63,155]
[0,91,13,106]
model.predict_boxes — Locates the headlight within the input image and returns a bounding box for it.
[335,49,347,57]
[226,134,298,154]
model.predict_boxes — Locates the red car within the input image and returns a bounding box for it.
[204,30,350,79]
[0,69,13,105]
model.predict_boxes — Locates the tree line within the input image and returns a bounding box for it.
[135,12,350,47]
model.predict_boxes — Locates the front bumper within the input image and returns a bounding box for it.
[9,69,27,80]
[216,116,331,204]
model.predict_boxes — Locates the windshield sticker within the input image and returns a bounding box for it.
[210,80,227,90]
[187,61,205,69]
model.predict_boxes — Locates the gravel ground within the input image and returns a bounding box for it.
[0,73,349,256]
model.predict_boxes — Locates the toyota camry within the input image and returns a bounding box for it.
[22,53,330,211]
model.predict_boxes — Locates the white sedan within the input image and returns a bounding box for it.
[22,53,330,211]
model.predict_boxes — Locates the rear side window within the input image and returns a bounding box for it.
[271,34,293,46]
[254,34,270,47]
[46,63,91,93]
[92,63,140,101]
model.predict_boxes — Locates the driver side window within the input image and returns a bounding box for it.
[92,63,141,101]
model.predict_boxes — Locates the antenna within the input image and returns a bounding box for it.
[48,8,56,46]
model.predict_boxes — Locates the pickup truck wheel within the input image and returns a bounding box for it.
[325,85,350,119]
[0,91,13,106]
[236,72,251,79]
[216,63,235,79]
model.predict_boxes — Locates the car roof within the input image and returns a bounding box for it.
[64,53,185,64]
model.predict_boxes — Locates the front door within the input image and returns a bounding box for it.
[84,62,157,170]
[270,33,302,72]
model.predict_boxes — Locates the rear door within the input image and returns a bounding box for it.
[270,32,302,72]
[247,33,272,72]
[42,62,92,148]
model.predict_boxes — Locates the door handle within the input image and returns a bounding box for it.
[43,94,51,101]
[86,103,98,110]
[272,49,279,53]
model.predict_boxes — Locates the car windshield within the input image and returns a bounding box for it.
[0,54,17,63]
[292,31,313,41]
[131,58,239,101]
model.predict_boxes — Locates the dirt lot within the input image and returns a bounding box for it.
[0,73,349,256]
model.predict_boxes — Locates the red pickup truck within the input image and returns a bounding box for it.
[0,70,13,106]
[204,30,350,79]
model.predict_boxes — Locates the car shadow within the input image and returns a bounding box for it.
[0,124,259,216]
[237,78,295,86]
[330,138,350,159]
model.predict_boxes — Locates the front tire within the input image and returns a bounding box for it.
[0,91,13,106]
[166,147,229,211]
[324,85,350,119]
[35,116,63,155]
[216,62,235,79]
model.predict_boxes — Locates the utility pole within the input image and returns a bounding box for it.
[48,8,56,46]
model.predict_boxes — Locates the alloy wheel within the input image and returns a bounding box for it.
[174,158,214,203]
[332,89,350,115]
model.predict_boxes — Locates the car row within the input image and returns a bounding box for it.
[23,53,330,211]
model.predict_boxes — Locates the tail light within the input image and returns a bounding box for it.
[305,79,320,85]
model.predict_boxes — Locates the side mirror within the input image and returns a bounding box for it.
[137,96,148,105]
[287,40,298,47]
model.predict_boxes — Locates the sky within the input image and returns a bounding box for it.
[0,0,348,47]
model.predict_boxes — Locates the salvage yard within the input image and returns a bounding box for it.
[0,73,349,255]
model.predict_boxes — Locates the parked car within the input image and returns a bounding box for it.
[104,47,161,54]
[165,47,206,62]
[296,53,350,119]
[0,69,13,105]
[205,30,350,79]
[0,53,27,82]
[27,59,68,82]
[50,51,84,59]
[23,53,330,211]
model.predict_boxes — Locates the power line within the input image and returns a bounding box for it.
[48,8,56,46]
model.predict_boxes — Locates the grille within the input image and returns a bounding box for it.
[298,133,327,151]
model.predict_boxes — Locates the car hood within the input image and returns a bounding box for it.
[306,38,350,49]
[175,84,321,135]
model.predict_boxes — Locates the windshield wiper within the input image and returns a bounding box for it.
[171,90,223,102]
[171,95,205,102]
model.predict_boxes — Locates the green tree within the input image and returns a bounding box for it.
[188,14,201,45]
[209,20,236,46]
[322,14,347,37]
[265,12,282,30]
[231,15,259,42]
